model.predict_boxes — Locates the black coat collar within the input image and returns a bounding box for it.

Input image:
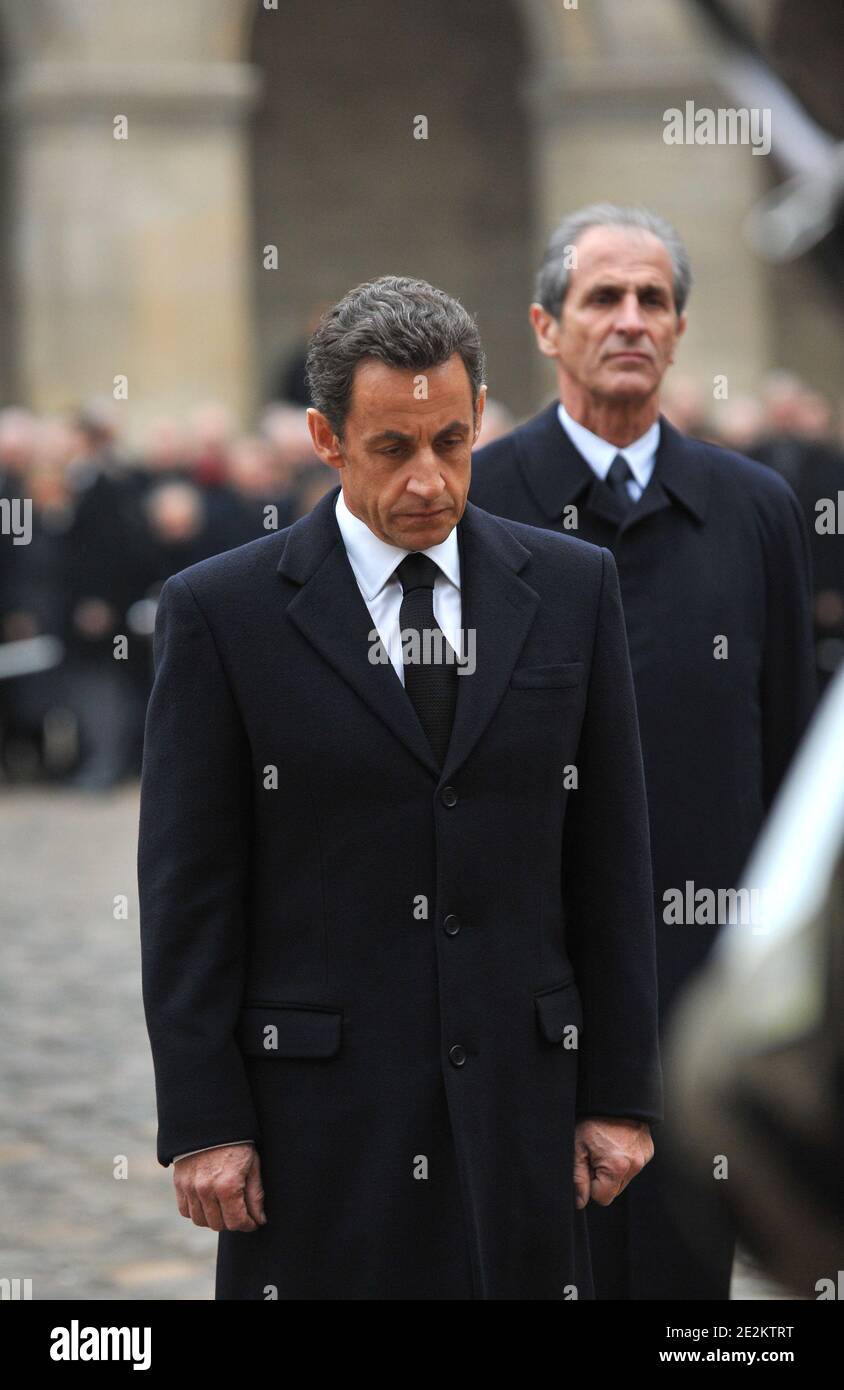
[515,400,711,531]
[277,484,540,781]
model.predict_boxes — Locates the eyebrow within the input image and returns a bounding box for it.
[586,281,670,298]
[365,420,471,447]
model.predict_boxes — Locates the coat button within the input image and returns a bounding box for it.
[449,1044,467,1067]
[443,914,461,936]
[441,786,458,807]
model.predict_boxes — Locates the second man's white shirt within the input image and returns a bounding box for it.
[334,486,464,683]
[556,400,659,503]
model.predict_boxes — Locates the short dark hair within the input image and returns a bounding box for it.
[305,275,485,438]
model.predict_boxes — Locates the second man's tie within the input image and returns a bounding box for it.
[606,453,634,511]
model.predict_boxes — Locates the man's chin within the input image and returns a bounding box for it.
[390,510,455,546]
[599,373,658,403]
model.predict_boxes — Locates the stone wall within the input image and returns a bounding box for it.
[0,0,838,440]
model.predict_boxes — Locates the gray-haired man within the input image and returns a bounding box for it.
[470,205,816,1299]
[139,274,662,1299]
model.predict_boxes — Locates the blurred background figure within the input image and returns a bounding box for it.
[287,459,339,522]
[186,402,236,488]
[136,417,193,484]
[270,302,331,406]
[751,371,820,480]
[141,480,214,586]
[0,407,37,500]
[666,664,844,1299]
[258,403,318,493]
[0,392,326,787]
[661,375,711,439]
[743,373,844,695]
[224,433,295,542]
[0,415,75,782]
[715,395,766,453]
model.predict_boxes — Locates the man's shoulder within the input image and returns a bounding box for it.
[676,431,805,541]
[472,429,522,473]
[473,403,556,473]
[162,527,292,607]
[470,404,562,519]
[468,501,606,575]
[682,432,792,497]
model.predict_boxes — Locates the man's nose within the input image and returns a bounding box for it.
[406,454,447,496]
[614,293,647,336]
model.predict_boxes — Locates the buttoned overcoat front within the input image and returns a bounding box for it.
[138,482,662,1300]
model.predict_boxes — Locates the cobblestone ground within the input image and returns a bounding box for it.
[0,786,794,1302]
[1,786,215,1300]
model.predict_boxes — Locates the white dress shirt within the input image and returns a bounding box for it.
[172,486,464,1163]
[556,401,659,503]
[334,485,464,678]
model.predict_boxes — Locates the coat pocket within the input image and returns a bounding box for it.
[510,662,583,689]
[534,977,583,1045]
[236,1002,343,1058]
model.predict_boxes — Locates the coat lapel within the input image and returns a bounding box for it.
[515,400,593,523]
[515,401,710,534]
[278,485,441,778]
[277,485,540,783]
[440,501,539,781]
[640,417,711,527]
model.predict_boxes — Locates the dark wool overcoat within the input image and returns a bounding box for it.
[138,481,662,1301]
[470,404,817,1299]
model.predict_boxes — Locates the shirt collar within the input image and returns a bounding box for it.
[334,486,461,600]
[557,400,660,490]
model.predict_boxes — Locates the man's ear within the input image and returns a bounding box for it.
[529,302,561,360]
[307,408,344,471]
[473,384,488,442]
[667,312,687,366]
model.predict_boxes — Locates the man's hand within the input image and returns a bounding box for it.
[174,1144,267,1232]
[573,1117,654,1210]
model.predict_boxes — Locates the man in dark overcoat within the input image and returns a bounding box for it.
[470,205,817,1300]
[138,275,662,1300]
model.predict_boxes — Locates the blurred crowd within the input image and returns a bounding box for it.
[662,370,844,699]
[0,398,337,789]
[0,367,842,790]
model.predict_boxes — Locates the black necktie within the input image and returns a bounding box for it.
[606,453,634,511]
[395,552,458,766]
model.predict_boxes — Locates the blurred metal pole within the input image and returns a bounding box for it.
[690,0,844,260]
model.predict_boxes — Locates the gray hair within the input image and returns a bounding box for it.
[305,275,485,438]
[535,204,692,319]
